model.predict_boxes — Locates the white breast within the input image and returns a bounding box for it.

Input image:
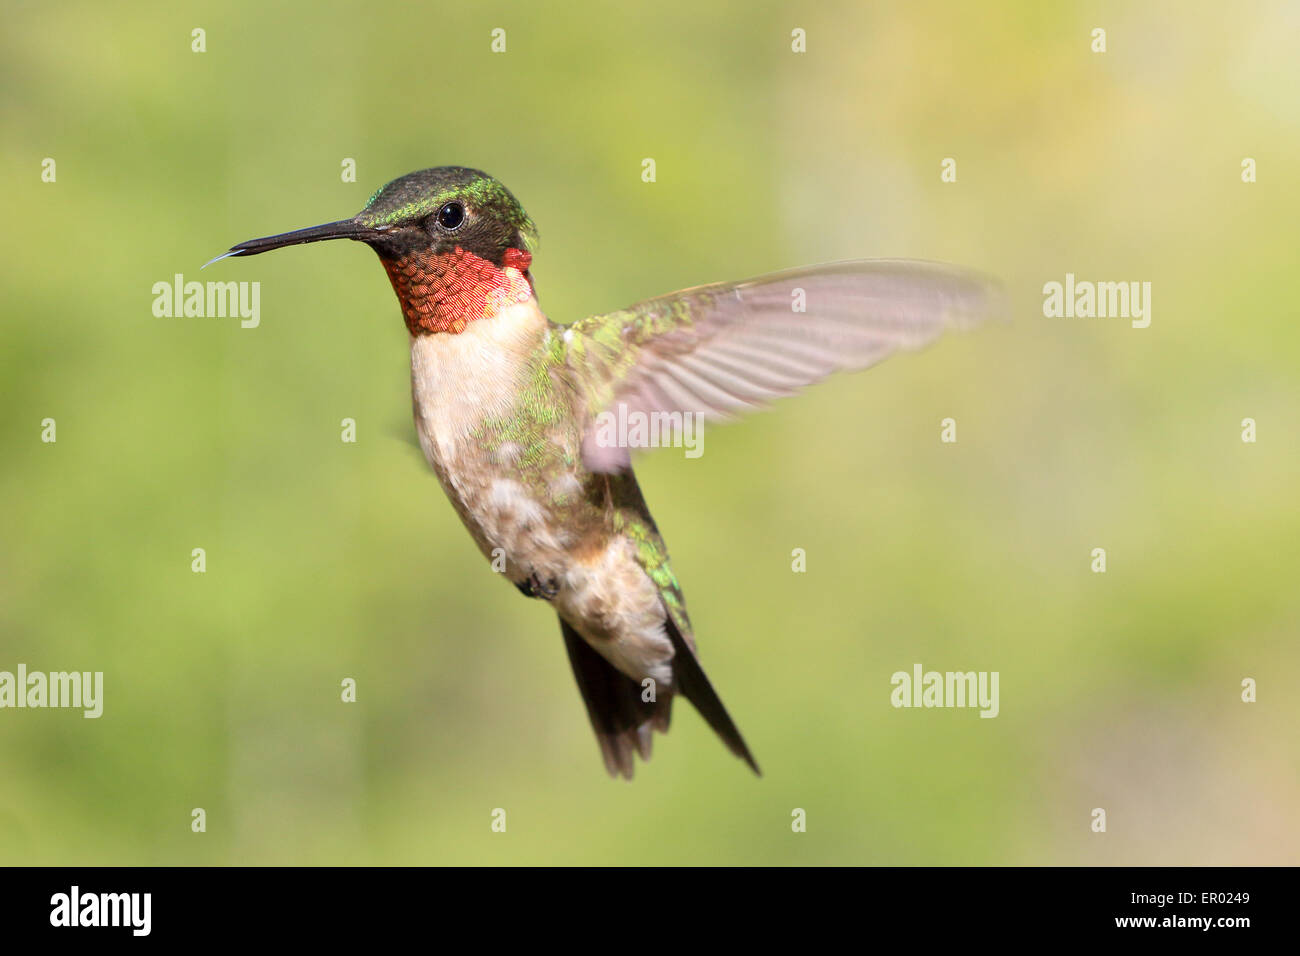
[409,298,546,463]
[407,299,568,561]
[408,301,677,687]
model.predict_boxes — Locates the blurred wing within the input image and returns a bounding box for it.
[562,259,1002,472]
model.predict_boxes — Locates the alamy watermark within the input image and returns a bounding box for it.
[592,406,704,458]
[0,664,103,717]
[50,886,150,936]
[152,273,260,328]
[890,663,999,718]
[1042,273,1151,328]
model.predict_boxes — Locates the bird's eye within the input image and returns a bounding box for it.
[437,202,466,231]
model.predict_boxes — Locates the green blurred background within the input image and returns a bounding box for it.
[2,0,1297,865]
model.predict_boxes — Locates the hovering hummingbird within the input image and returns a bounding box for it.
[215,166,997,779]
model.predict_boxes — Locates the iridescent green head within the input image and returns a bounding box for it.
[357,167,538,262]
[218,166,538,268]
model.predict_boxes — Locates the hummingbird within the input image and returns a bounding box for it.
[215,166,997,779]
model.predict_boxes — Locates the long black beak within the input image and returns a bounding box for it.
[204,219,384,268]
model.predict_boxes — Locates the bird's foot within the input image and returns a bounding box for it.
[515,573,559,600]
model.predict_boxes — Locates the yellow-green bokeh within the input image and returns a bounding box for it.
[1,0,1297,864]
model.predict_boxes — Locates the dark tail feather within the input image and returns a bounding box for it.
[663,613,761,776]
[560,617,670,780]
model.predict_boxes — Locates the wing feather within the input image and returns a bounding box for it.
[564,258,1001,472]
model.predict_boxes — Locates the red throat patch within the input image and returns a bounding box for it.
[383,246,534,335]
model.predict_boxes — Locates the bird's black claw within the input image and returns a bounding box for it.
[515,573,559,600]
